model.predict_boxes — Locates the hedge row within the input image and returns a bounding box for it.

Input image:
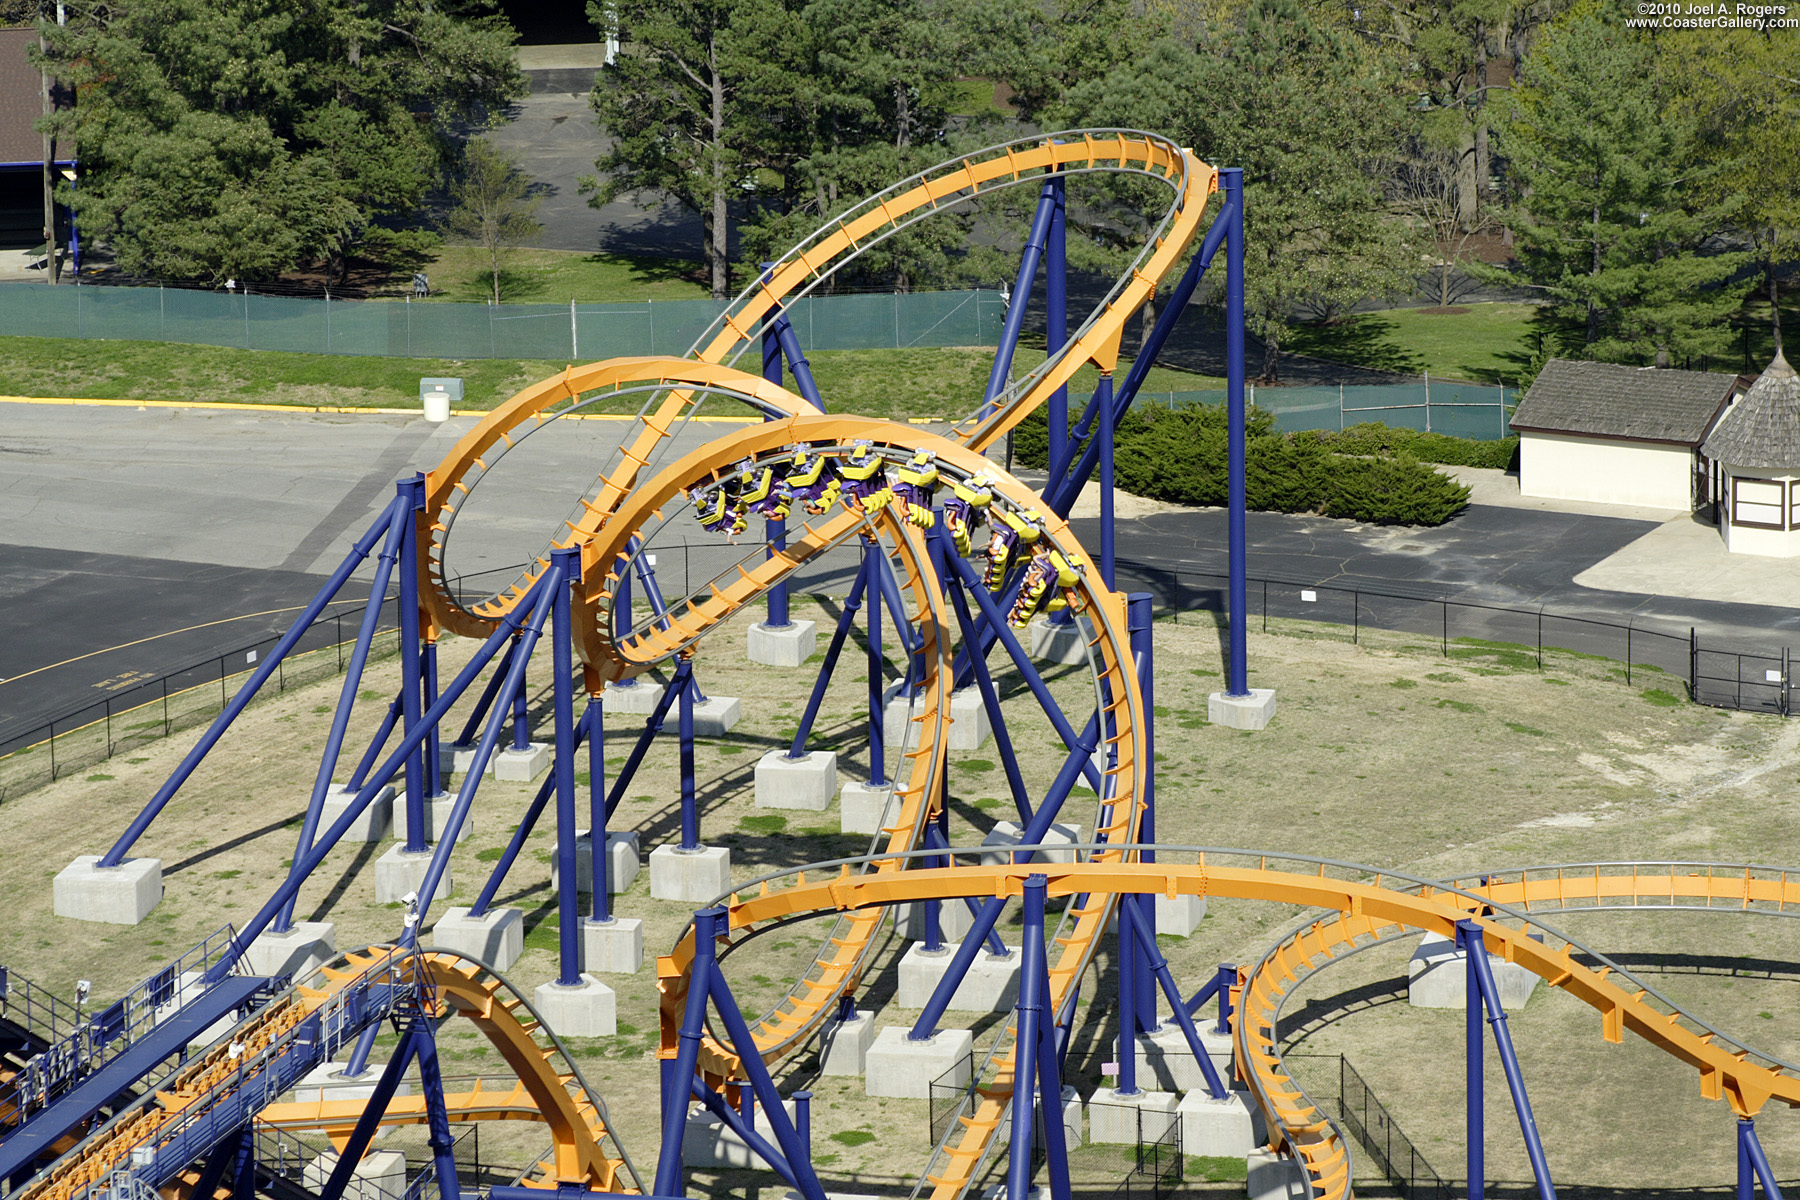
[1317,422,1519,469]
[1014,405,1473,526]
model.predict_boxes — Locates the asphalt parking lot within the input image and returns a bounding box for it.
[5,399,1798,744]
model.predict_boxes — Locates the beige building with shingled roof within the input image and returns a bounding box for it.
[1701,353,1800,557]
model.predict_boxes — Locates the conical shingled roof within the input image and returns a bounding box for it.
[1702,353,1800,470]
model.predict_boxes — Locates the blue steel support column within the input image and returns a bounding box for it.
[1046,172,1069,543]
[211,585,539,977]
[1098,373,1116,590]
[679,656,700,849]
[410,575,557,929]
[454,636,520,747]
[763,295,792,629]
[1739,1119,1755,1200]
[604,664,690,812]
[1222,167,1249,697]
[788,559,871,757]
[1006,874,1049,1200]
[410,1016,463,1200]
[587,700,609,922]
[1036,974,1073,1200]
[319,1024,421,1200]
[469,767,557,917]
[865,543,888,786]
[1215,964,1236,1036]
[1129,591,1157,1033]
[509,670,531,752]
[794,1090,812,1158]
[423,640,443,797]
[614,553,633,641]
[1125,900,1229,1099]
[1462,921,1557,1200]
[705,958,829,1200]
[398,475,428,853]
[1740,1118,1785,1199]
[655,910,716,1198]
[280,503,406,930]
[1464,920,1485,1200]
[347,694,402,790]
[984,182,1061,413]
[99,497,399,866]
[943,562,1033,823]
[1116,895,1139,1095]
[551,547,583,987]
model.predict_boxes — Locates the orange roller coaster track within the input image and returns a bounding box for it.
[655,853,1800,1200]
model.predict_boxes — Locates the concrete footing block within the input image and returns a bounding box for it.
[438,742,481,776]
[755,750,838,810]
[244,921,336,979]
[1246,1148,1308,1199]
[883,685,922,749]
[683,1099,799,1168]
[54,856,162,925]
[981,820,1084,864]
[1176,1088,1263,1158]
[550,830,641,895]
[1114,1026,1234,1093]
[295,1061,412,1104]
[897,943,1021,1011]
[493,743,552,783]
[820,1009,878,1076]
[840,782,898,835]
[1087,1089,1179,1145]
[322,783,394,842]
[748,620,818,667]
[690,696,742,737]
[898,898,975,943]
[1408,933,1541,1010]
[302,1150,406,1200]
[394,793,470,844]
[1029,615,1094,666]
[865,1026,973,1098]
[534,975,616,1037]
[1155,893,1206,936]
[431,907,524,971]
[603,679,660,715]
[947,688,992,751]
[582,917,644,974]
[375,845,451,905]
[1207,688,1278,731]
[649,843,732,903]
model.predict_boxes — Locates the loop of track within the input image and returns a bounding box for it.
[418,131,1216,646]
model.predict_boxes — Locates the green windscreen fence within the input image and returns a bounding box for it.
[0,283,1008,361]
[1147,381,1518,441]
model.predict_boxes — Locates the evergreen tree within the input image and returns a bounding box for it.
[1491,5,1748,366]
[586,0,806,300]
[39,0,524,285]
[1664,28,1800,355]
[1061,0,1412,380]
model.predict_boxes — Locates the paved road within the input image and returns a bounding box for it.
[7,400,1800,746]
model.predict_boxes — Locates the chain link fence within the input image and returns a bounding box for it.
[0,283,1009,361]
[1144,381,1517,440]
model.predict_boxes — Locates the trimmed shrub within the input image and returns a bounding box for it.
[1011,405,1470,525]
[1319,422,1518,469]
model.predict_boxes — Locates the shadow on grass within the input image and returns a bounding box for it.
[1283,314,1426,378]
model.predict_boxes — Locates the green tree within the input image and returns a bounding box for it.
[38,0,523,286]
[734,0,994,292]
[445,140,543,304]
[1664,29,1800,354]
[586,0,806,299]
[1062,0,1413,380]
[1491,5,1748,366]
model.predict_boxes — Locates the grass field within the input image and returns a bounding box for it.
[418,247,713,305]
[3,595,1797,1197]
[0,335,1223,417]
[1284,302,1542,386]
